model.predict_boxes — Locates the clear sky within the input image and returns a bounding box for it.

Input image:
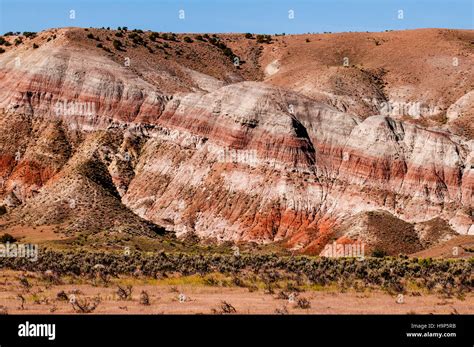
[0,0,472,34]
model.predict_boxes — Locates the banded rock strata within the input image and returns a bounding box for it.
[0,28,472,254]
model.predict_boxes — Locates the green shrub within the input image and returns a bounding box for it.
[371,249,387,258]
[222,47,233,58]
[419,258,433,267]
[112,39,123,50]
[22,31,36,38]
[161,33,177,41]
[149,32,159,41]
[0,249,471,294]
[256,34,272,44]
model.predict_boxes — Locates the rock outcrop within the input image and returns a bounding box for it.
[0,27,472,254]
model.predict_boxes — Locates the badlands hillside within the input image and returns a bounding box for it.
[0,27,472,255]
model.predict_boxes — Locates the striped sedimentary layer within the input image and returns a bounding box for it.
[0,31,472,253]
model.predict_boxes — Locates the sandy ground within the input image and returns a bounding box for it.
[411,235,474,259]
[0,271,472,314]
[0,223,69,243]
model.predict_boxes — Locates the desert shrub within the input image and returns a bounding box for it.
[222,47,233,58]
[149,32,159,41]
[275,306,288,314]
[0,249,471,293]
[183,36,193,43]
[19,276,31,290]
[371,249,387,258]
[112,39,123,50]
[0,37,7,45]
[0,233,16,243]
[0,48,4,54]
[139,290,150,305]
[295,297,311,309]
[115,32,123,38]
[194,35,204,41]
[42,270,61,285]
[0,205,6,215]
[22,31,36,38]
[244,33,253,39]
[117,285,132,300]
[32,43,39,49]
[212,301,236,314]
[203,276,220,286]
[87,33,94,39]
[161,33,177,41]
[71,296,100,313]
[277,290,291,300]
[128,32,144,45]
[231,275,245,287]
[206,38,235,61]
[56,291,69,301]
[256,34,272,44]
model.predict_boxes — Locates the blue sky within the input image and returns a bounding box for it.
[0,0,472,34]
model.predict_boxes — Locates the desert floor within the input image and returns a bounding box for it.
[0,270,472,314]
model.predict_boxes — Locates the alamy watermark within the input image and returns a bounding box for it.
[217,148,257,165]
[54,100,97,118]
[364,98,442,118]
[321,241,365,260]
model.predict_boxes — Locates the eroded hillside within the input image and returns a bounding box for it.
[0,27,472,255]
